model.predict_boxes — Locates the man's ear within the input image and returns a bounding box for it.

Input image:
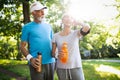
[31,11,35,15]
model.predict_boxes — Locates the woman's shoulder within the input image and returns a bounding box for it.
[54,32,60,36]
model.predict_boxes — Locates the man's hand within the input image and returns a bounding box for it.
[30,58,40,69]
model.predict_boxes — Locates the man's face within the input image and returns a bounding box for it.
[32,9,45,21]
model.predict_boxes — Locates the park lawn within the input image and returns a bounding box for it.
[0,59,120,80]
[0,72,16,80]
[0,59,30,80]
[83,60,120,80]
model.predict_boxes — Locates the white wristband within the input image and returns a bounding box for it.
[26,54,33,61]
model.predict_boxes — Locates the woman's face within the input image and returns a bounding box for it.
[62,15,73,27]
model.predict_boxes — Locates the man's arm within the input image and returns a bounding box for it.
[20,41,39,68]
[20,41,29,57]
[20,41,33,61]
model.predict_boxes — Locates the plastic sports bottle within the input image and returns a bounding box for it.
[60,42,68,63]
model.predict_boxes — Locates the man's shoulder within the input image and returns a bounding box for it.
[22,22,35,29]
[43,22,51,27]
[24,22,34,26]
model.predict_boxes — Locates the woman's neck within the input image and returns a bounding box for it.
[60,27,71,36]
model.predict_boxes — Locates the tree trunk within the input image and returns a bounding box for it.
[22,1,30,24]
[16,1,30,60]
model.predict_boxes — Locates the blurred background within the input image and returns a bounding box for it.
[0,0,120,80]
[0,0,120,59]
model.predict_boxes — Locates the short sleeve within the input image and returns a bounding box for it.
[52,34,56,43]
[50,28,53,39]
[21,26,29,42]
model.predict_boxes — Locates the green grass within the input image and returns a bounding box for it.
[83,60,120,80]
[0,59,120,80]
[0,72,16,80]
[0,59,30,80]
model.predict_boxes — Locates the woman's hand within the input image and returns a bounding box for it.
[81,23,90,32]
[58,50,65,59]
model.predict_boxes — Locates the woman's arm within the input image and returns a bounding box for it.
[52,42,57,58]
[79,22,90,36]
[73,19,90,36]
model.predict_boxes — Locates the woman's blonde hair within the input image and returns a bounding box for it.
[62,13,72,19]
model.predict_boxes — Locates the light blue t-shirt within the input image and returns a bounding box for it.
[21,21,55,64]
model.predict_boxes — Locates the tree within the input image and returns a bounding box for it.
[0,0,63,59]
[0,0,30,59]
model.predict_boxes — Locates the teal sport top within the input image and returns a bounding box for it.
[21,21,55,64]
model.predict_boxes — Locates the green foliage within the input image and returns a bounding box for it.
[0,0,24,59]
[0,3,22,37]
[0,37,18,59]
[115,0,120,19]
[45,0,64,33]
[80,21,120,58]
[0,0,120,59]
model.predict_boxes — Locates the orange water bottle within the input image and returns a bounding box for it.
[60,42,68,63]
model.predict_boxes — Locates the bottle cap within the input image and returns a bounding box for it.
[38,52,42,55]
